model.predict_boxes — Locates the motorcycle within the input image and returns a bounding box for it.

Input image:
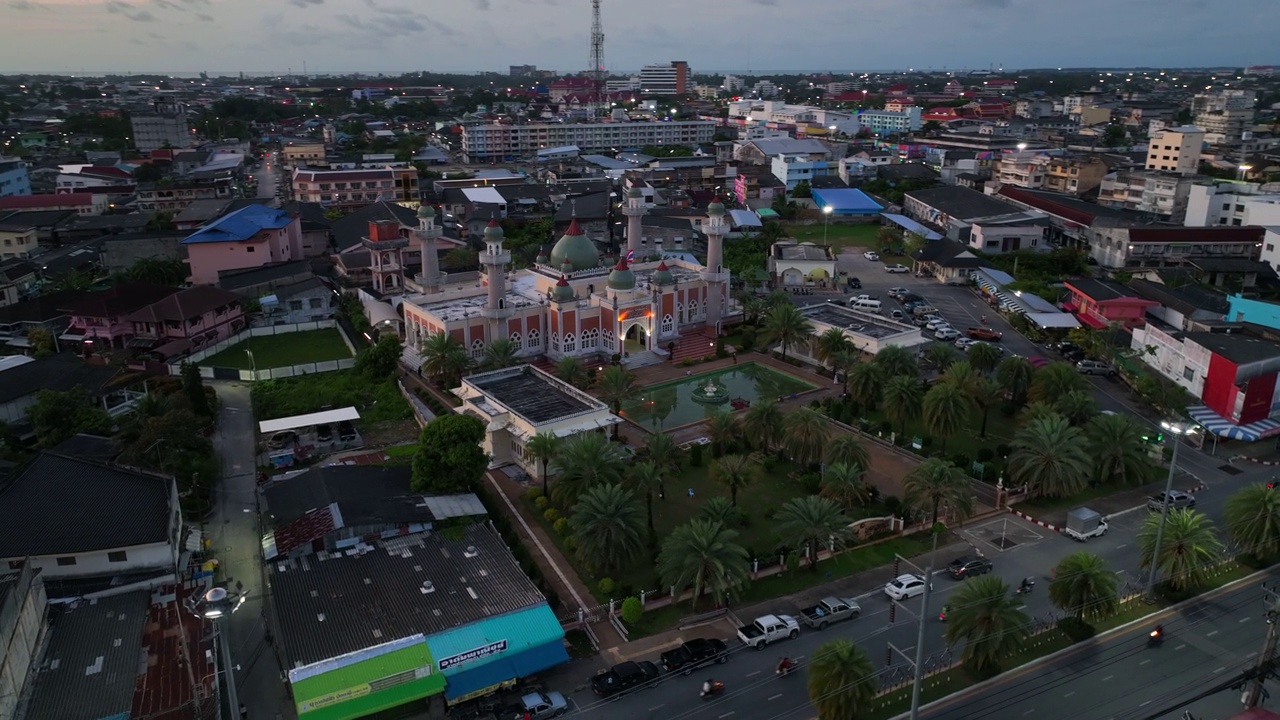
[1014,577,1036,595]
[776,659,797,677]
[700,680,726,700]
[1148,625,1165,647]
[938,604,950,622]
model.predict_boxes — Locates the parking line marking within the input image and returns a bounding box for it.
[1139,659,1151,665]
[795,655,806,661]
[1115,544,1127,549]
[1175,644,1186,650]
[1208,630,1219,637]
[1240,617,1251,623]
[769,694,783,701]
[649,706,664,712]
[1063,692,1075,698]
[719,713,735,719]
[1215,667,1227,674]
[1024,709,1035,716]
[1102,675,1114,682]
[746,671,761,678]
[1140,700,1152,707]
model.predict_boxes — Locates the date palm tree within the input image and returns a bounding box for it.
[569,483,645,573]
[526,432,559,496]
[555,355,588,389]
[815,327,852,368]
[627,461,664,550]
[481,338,519,370]
[706,409,740,457]
[830,350,859,394]
[1224,484,1280,560]
[1049,551,1119,621]
[1138,508,1224,592]
[642,431,683,485]
[700,496,740,527]
[1054,390,1097,426]
[923,382,974,451]
[1086,412,1155,487]
[806,640,877,720]
[595,365,638,439]
[825,434,870,471]
[782,407,831,467]
[922,343,958,374]
[846,362,884,410]
[903,458,975,525]
[945,576,1030,674]
[775,496,850,570]
[421,331,470,386]
[940,360,981,397]
[551,431,627,506]
[656,519,751,610]
[1007,414,1092,498]
[873,344,918,379]
[1018,401,1063,426]
[742,399,784,452]
[882,375,924,437]
[971,377,1004,438]
[760,304,814,363]
[1029,361,1086,404]
[996,355,1035,408]
[967,342,1002,374]
[820,462,870,511]
[712,453,761,506]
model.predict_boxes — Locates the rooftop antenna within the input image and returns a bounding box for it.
[589,0,605,116]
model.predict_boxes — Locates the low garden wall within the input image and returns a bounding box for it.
[174,320,357,381]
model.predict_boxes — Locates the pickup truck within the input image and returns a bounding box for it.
[799,597,861,630]
[502,692,569,719]
[590,660,661,699]
[1147,490,1196,512]
[965,327,1003,342]
[659,638,729,675]
[737,614,800,650]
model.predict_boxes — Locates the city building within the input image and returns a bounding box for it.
[796,303,928,356]
[283,141,327,168]
[1098,226,1265,270]
[640,60,690,95]
[994,150,1049,189]
[258,276,332,325]
[1097,170,1194,222]
[1128,278,1230,330]
[130,99,191,152]
[1042,155,1110,196]
[1061,278,1158,330]
[0,192,107,216]
[771,153,831,190]
[461,120,714,163]
[0,156,31,198]
[509,64,537,75]
[60,283,180,349]
[136,182,233,213]
[0,259,37,307]
[1144,125,1205,176]
[1192,89,1256,144]
[855,107,923,134]
[0,353,142,422]
[291,167,418,207]
[1185,181,1280,228]
[126,286,246,361]
[182,204,303,285]
[0,221,38,260]
[768,241,835,287]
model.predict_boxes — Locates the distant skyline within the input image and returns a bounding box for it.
[0,0,1275,76]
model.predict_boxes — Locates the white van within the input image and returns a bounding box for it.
[852,298,882,311]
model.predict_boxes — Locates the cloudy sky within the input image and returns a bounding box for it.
[0,0,1274,75]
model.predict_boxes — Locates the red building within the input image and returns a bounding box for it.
[1061,278,1157,330]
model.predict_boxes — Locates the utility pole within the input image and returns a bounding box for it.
[1243,586,1280,708]
[909,526,943,720]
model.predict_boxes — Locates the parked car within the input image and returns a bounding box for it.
[846,276,862,289]
[737,614,800,650]
[1076,360,1116,376]
[659,638,729,675]
[885,264,911,273]
[926,318,951,332]
[505,692,569,719]
[1147,490,1196,512]
[863,251,880,261]
[591,661,661,699]
[955,337,978,350]
[338,421,357,441]
[935,328,961,341]
[890,310,906,321]
[947,555,994,579]
[884,574,929,600]
[965,327,1003,342]
[315,424,333,442]
[799,596,862,630]
[888,287,910,299]
[268,431,297,449]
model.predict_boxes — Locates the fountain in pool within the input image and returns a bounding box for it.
[690,378,730,404]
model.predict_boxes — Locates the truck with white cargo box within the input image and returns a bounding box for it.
[1063,507,1109,541]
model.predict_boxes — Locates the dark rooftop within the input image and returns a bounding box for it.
[0,209,76,228]
[331,201,418,251]
[1189,258,1275,275]
[264,465,435,528]
[62,283,179,319]
[50,433,123,463]
[218,260,314,291]
[22,590,151,720]
[1184,330,1280,366]
[1127,278,1230,316]
[802,303,917,339]
[271,525,548,668]
[468,367,599,424]
[0,353,122,405]
[914,238,983,268]
[904,185,1017,221]
[1066,278,1135,301]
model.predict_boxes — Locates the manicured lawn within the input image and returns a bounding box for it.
[784,222,880,250]
[851,401,1021,465]
[200,328,352,369]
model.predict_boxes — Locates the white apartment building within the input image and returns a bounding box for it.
[995,151,1048,189]
[130,100,191,152]
[722,75,746,93]
[752,81,779,98]
[461,120,714,163]
[771,153,830,190]
[1195,108,1255,144]
[1185,182,1280,269]
[856,107,923,134]
[1097,170,1194,222]
[639,61,689,95]
[727,100,857,128]
[291,168,398,207]
[1144,125,1205,176]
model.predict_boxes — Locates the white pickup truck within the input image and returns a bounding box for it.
[737,614,800,650]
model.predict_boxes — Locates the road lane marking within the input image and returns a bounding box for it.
[1175,644,1186,650]
[1063,692,1075,698]
[649,706,664,712]
[1215,667,1227,674]
[1102,675,1114,682]
[1140,700,1153,707]
[719,713,735,719]
[1024,710,1035,716]
[1240,617,1251,623]
[1139,659,1151,665]
[795,655,805,661]
[1016,605,1027,610]
[1207,630,1219,637]
[1248,652,1258,658]
[769,694,783,701]
[746,671,761,677]
[1115,544,1126,549]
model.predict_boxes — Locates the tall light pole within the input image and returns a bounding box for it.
[1143,420,1195,602]
[1238,164,1253,181]
[190,585,247,720]
[908,523,944,720]
[822,205,833,247]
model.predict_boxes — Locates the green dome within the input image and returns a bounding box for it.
[607,258,635,291]
[707,197,726,215]
[549,219,600,271]
[553,275,575,302]
[535,246,549,264]
[626,186,643,198]
[652,260,674,286]
[417,204,435,219]
[483,219,504,243]
[560,258,575,275]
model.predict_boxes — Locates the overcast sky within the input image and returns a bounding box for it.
[0,0,1275,76]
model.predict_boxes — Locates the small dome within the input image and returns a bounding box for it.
[560,258,575,275]
[483,219,504,243]
[553,275,575,302]
[535,246,549,264]
[607,257,635,291]
[652,260,674,286]
[707,197,726,215]
[549,218,601,271]
[626,186,643,199]
[417,204,436,219]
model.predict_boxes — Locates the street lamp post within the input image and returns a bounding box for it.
[1143,420,1195,601]
[1239,164,1253,181]
[189,586,246,720]
[245,349,256,373]
[822,205,833,246]
[908,524,944,720]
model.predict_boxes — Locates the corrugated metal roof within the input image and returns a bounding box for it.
[182,204,295,245]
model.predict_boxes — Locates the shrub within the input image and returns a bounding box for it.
[621,596,644,624]
[976,447,995,463]
[715,341,728,359]
[740,326,757,350]
[690,443,704,467]
[543,508,560,522]
[526,486,544,501]
[798,472,821,495]
[534,495,549,510]
[1056,616,1097,642]
[883,495,902,517]
[878,421,893,436]
[950,453,971,469]
[612,353,623,365]
[598,578,615,596]
[703,353,717,363]
[681,358,697,367]
[995,443,1012,458]
[553,517,570,536]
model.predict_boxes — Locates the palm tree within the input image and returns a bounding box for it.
[481,338,519,370]
[627,461,664,549]
[830,350,859,394]
[760,304,814,363]
[641,431,683,490]
[1054,390,1097,426]
[782,407,831,467]
[815,327,852,368]
[700,496,740,527]
[940,360,981,397]
[595,365,638,439]
[923,382,974,451]
[742,296,766,326]
[775,496,850,570]
[1225,484,1280,559]
[825,434,870,471]
[971,378,1004,438]
[706,409,740,457]
[846,363,884,410]
[922,343,958,374]
[967,342,1002,374]
[741,399,784,452]
[568,483,645,573]
[765,288,791,309]
[873,345,918,378]
[657,519,752,609]
[996,356,1035,408]
[944,576,1030,674]
[903,458,975,525]
[1018,401,1062,426]
[1048,551,1119,620]
[882,375,923,437]
[555,356,587,389]
[421,331,469,385]
[551,432,627,506]
[712,453,761,506]
[1029,362,1086,404]
[1086,413,1154,487]
[820,462,870,511]
[526,432,560,496]
[806,640,877,720]
[1138,508,1224,592]
[1007,415,1092,498]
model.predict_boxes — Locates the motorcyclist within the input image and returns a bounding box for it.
[702,679,719,695]
[1153,624,1164,637]
[1019,577,1033,593]
[777,657,794,674]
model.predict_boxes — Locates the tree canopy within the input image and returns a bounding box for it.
[411,414,489,493]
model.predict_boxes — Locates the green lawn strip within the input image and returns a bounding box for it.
[250,370,411,427]
[1013,483,1132,517]
[383,444,417,458]
[200,328,352,369]
[622,604,690,641]
[784,223,880,250]
[851,404,1018,468]
[736,532,938,605]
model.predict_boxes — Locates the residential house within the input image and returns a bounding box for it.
[260,276,333,325]
[0,192,108,216]
[60,283,180,349]
[1226,295,1280,331]
[769,241,835,287]
[100,230,188,274]
[902,185,1045,249]
[0,564,46,720]
[1099,226,1265,271]
[1145,125,1205,176]
[136,182,232,213]
[0,156,31,198]
[219,260,317,299]
[912,238,984,283]
[0,452,181,579]
[1186,258,1275,290]
[0,353,141,424]
[771,153,831,190]
[734,137,832,166]
[1097,169,1194,222]
[0,259,36,307]
[280,200,333,257]
[292,167,418,208]
[182,204,303,285]
[1127,278,1230,330]
[1061,278,1158,330]
[0,222,38,260]
[994,185,1147,264]
[1042,155,1111,196]
[0,290,76,348]
[126,286,245,361]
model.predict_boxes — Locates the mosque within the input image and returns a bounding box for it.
[400,188,733,363]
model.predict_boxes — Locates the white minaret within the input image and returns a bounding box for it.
[479,219,512,341]
[621,186,648,260]
[415,204,443,293]
[701,198,730,330]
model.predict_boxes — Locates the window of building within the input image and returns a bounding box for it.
[1267,244,1275,252]
[246,246,255,252]
[1223,203,1231,210]
[289,300,303,311]
[108,551,128,562]
[526,329,541,350]
[56,556,77,566]
[562,333,577,352]
[1182,367,1195,382]
[1236,205,1245,212]
[309,297,324,309]
[8,559,24,570]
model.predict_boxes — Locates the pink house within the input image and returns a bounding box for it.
[1062,278,1158,331]
[60,284,180,349]
[127,286,245,360]
[182,204,303,285]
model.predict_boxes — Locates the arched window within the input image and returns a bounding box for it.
[527,329,541,350]
[582,327,599,350]
[661,314,674,335]
[689,299,700,320]
[510,331,522,350]
[676,301,684,324]
[563,333,577,353]
[550,332,559,351]
[602,329,615,352]
[470,338,485,359]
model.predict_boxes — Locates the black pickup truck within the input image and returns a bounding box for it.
[659,638,730,675]
[590,660,661,699]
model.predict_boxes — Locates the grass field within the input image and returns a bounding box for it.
[782,222,911,262]
[200,328,352,369]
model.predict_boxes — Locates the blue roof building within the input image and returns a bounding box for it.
[182,204,294,245]
[812,188,884,216]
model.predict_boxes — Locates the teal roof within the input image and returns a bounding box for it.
[607,258,635,290]
[424,605,564,677]
[417,204,436,219]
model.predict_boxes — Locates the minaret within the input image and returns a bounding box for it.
[479,219,512,341]
[621,186,648,260]
[701,198,730,330]
[415,204,442,293]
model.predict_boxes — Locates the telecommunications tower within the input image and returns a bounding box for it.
[589,0,605,115]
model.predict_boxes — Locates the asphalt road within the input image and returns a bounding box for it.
[254,155,281,201]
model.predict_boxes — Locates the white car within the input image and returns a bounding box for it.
[863,251,880,261]
[954,337,978,350]
[935,328,961,341]
[885,264,911,273]
[884,574,929,601]
[888,287,909,298]
[926,318,951,332]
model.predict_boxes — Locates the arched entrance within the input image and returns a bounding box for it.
[621,319,650,353]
